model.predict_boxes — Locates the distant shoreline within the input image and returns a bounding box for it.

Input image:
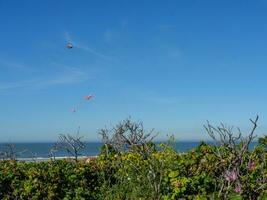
[0,141,259,161]
[14,155,98,162]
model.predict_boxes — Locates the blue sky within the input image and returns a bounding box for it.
[0,0,267,142]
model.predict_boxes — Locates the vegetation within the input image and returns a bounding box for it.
[0,117,266,199]
[0,144,27,161]
[51,127,86,162]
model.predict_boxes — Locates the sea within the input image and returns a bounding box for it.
[0,141,258,160]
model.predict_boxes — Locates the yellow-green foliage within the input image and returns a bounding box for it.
[0,160,102,200]
[0,138,266,200]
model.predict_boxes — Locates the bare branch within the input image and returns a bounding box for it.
[98,117,157,156]
[54,127,86,162]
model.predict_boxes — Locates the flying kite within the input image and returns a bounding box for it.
[71,94,94,113]
[84,94,93,100]
[71,108,76,113]
[66,43,73,49]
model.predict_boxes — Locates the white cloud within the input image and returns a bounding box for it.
[157,24,176,31]
[169,49,182,60]
[0,66,88,91]
[78,45,112,60]
[146,96,180,104]
[0,59,29,71]
[104,29,114,44]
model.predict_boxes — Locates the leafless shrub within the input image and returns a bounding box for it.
[204,116,258,165]
[204,116,259,199]
[98,117,157,156]
[0,144,27,161]
[49,145,59,161]
[0,151,6,161]
[26,150,38,162]
[54,127,85,162]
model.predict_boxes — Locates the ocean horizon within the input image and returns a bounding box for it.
[0,141,258,159]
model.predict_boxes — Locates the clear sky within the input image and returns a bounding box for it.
[0,0,267,142]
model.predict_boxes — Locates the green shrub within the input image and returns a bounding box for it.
[0,160,103,200]
[0,139,266,199]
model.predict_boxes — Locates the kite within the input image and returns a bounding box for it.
[66,43,73,49]
[71,108,76,113]
[84,94,93,100]
[71,94,94,113]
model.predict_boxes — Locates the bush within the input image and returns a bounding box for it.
[0,142,266,199]
[0,118,266,199]
[0,160,103,200]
